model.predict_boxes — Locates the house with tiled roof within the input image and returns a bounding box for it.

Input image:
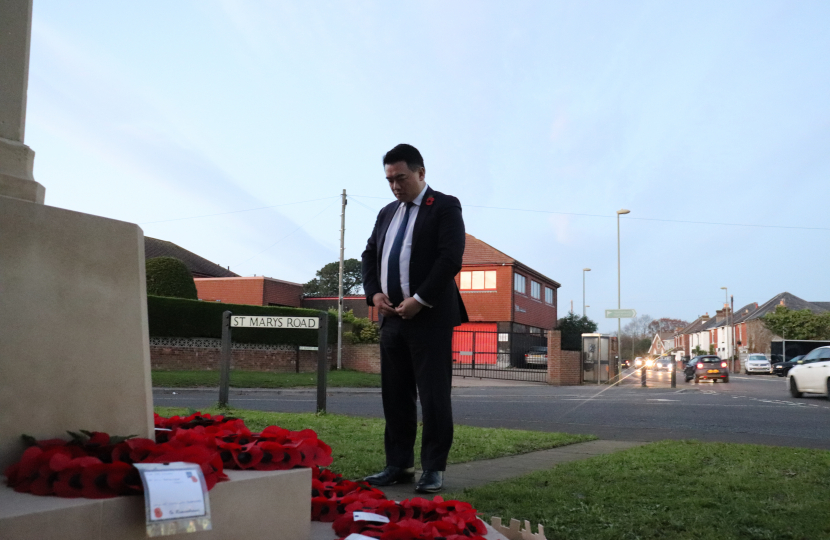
[674,314,711,359]
[145,237,238,278]
[648,332,675,356]
[741,292,828,356]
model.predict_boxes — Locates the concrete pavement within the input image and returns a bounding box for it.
[376,439,645,501]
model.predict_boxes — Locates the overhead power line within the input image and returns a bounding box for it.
[234,199,340,268]
[349,195,830,232]
[139,196,340,225]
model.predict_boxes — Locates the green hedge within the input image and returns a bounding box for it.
[145,257,198,299]
[147,295,337,346]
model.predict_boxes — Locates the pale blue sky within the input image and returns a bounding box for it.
[26,1,830,332]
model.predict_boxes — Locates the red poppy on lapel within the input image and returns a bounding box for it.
[425,197,434,206]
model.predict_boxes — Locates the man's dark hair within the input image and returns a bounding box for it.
[382,144,424,172]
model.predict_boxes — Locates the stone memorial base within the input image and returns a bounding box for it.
[0,196,156,470]
[0,468,311,540]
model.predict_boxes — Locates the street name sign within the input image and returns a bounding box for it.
[605,309,637,319]
[221,311,329,412]
[230,315,318,329]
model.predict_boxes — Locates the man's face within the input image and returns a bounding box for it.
[385,161,425,202]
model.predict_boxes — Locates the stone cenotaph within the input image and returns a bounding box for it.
[0,2,310,538]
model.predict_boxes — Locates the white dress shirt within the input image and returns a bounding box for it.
[380,184,431,307]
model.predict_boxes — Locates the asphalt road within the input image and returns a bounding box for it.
[153,368,830,450]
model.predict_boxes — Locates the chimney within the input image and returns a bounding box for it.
[715,309,725,323]
[779,298,786,306]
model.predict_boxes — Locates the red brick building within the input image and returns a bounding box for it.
[195,276,304,307]
[170,233,560,342]
[457,233,559,333]
[452,234,560,368]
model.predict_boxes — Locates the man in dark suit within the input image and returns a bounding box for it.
[361,143,467,493]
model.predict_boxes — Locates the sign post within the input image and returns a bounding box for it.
[219,312,329,411]
[316,313,329,413]
[605,309,636,384]
[219,311,232,408]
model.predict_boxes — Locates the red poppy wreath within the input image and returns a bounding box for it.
[5,412,488,540]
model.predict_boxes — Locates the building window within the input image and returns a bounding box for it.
[545,287,554,304]
[460,270,496,290]
[514,273,526,294]
[531,281,541,299]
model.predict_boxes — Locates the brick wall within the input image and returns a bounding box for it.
[456,265,513,322]
[340,343,381,374]
[193,277,303,307]
[456,265,558,330]
[150,340,381,374]
[546,330,581,385]
[262,279,304,307]
[513,270,558,330]
[151,342,334,372]
[195,277,265,305]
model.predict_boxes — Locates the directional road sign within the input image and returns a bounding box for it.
[605,309,637,319]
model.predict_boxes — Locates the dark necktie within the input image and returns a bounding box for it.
[387,201,414,307]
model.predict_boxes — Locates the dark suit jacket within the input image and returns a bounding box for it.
[361,186,468,328]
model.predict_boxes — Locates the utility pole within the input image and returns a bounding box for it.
[337,189,347,370]
[616,209,630,382]
[731,295,736,370]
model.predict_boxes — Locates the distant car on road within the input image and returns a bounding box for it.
[523,346,548,368]
[684,355,729,383]
[620,358,632,369]
[634,357,645,368]
[654,356,673,371]
[787,346,830,398]
[772,355,805,377]
[745,354,772,375]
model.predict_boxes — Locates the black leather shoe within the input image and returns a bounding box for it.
[415,470,443,493]
[363,466,415,486]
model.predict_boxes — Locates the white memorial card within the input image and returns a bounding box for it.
[352,511,390,523]
[134,462,212,537]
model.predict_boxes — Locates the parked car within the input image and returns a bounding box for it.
[523,346,548,368]
[745,353,772,375]
[787,346,830,398]
[684,355,729,383]
[772,355,806,377]
[654,356,673,371]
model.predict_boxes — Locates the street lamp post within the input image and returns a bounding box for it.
[720,287,728,360]
[616,209,630,381]
[582,268,591,317]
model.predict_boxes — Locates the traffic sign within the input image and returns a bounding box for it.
[605,309,636,319]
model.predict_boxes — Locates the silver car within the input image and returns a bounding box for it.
[745,353,772,374]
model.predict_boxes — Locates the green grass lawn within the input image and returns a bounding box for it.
[447,440,830,540]
[154,406,594,479]
[152,369,381,388]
